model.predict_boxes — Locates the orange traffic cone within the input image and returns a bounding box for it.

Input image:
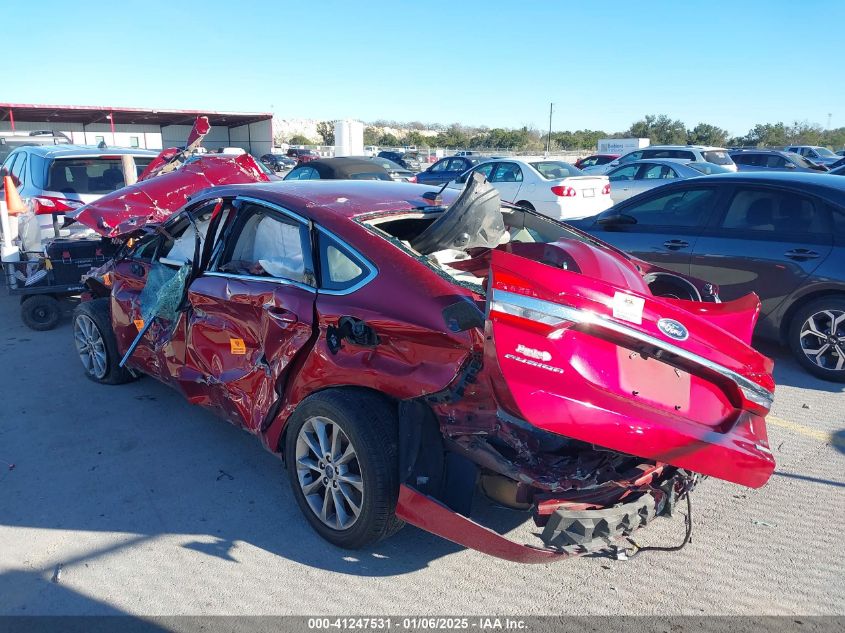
[3,176,26,215]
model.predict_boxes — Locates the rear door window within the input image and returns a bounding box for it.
[638,163,674,179]
[620,188,718,227]
[217,202,312,283]
[719,188,830,237]
[701,150,733,165]
[764,154,789,168]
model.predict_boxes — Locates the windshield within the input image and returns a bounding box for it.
[814,147,837,157]
[701,150,735,165]
[788,153,817,168]
[369,157,405,171]
[529,161,585,179]
[689,162,732,175]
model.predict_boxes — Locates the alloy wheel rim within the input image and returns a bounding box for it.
[295,416,363,530]
[74,314,108,379]
[799,309,845,371]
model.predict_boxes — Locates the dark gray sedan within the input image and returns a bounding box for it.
[569,172,845,382]
[730,149,828,173]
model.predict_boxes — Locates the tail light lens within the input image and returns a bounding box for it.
[551,185,577,197]
[489,289,575,338]
[407,176,417,183]
[31,196,83,215]
[602,183,611,195]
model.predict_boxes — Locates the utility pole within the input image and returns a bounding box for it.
[827,113,832,131]
[546,102,554,155]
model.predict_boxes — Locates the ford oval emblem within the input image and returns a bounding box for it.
[657,318,689,341]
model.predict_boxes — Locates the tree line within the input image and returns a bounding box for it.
[280,114,845,151]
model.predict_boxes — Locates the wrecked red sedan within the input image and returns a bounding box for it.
[71,173,776,562]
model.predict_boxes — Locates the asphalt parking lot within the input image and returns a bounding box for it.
[0,293,842,617]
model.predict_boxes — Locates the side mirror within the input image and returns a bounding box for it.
[597,213,637,227]
[784,162,796,169]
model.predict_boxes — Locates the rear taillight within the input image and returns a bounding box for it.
[31,196,83,215]
[602,183,611,195]
[407,176,417,183]
[551,185,576,197]
[489,289,575,337]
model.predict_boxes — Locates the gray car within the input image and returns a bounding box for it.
[605,159,730,203]
[0,144,157,239]
[730,149,829,173]
[569,172,845,382]
[785,146,841,167]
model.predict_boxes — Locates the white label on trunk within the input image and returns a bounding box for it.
[612,292,644,325]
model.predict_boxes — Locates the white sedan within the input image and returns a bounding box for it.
[447,157,612,220]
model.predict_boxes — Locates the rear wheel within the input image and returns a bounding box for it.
[73,298,135,385]
[515,200,535,211]
[21,295,62,331]
[788,297,845,382]
[285,390,403,549]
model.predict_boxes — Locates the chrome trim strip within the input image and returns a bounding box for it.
[236,196,309,225]
[490,289,774,408]
[204,271,316,293]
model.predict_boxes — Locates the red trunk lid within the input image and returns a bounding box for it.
[485,248,775,488]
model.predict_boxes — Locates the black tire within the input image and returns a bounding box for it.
[515,200,534,211]
[72,298,135,385]
[788,296,845,383]
[21,295,62,331]
[285,389,404,549]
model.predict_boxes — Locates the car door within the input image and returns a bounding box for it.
[606,164,640,202]
[180,197,317,432]
[690,185,834,315]
[417,157,452,184]
[109,198,231,384]
[587,184,723,274]
[488,161,523,203]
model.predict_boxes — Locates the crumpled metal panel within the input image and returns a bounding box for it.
[178,275,315,432]
[69,154,269,238]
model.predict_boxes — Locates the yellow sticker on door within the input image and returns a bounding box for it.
[230,338,247,355]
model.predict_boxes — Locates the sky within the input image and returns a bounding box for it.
[4,1,844,136]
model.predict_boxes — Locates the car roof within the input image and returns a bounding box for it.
[651,171,845,196]
[729,148,791,155]
[640,145,725,151]
[195,180,460,222]
[17,144,159,158]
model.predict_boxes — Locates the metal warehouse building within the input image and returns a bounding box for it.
[0,103,274,156]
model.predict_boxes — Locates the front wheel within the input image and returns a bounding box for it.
[788,297,845,382]
[73,298,135,385]
[285,390,404,549]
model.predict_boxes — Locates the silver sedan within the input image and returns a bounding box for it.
[606,159,730,203]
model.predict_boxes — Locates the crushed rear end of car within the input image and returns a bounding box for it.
[388,177,776,562]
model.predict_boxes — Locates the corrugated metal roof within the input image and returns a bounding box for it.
[0,103,272,127]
